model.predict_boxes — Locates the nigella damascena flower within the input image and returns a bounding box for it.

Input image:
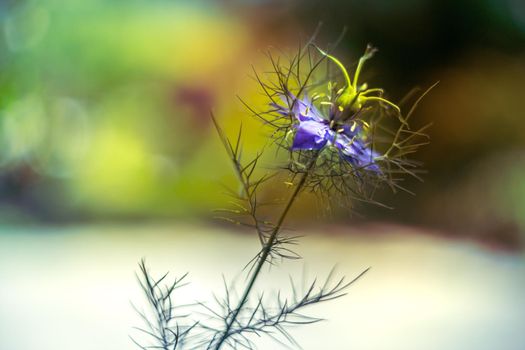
[252,43,430,204]
[273,94,380,173]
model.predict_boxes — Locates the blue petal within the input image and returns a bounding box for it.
[292,120,331,150]
[272,93,324,123]
[292,97,324,122]
[340,123,362,138]
[334,134,381,172]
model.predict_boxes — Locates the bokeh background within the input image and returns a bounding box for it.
[1,0,525,349]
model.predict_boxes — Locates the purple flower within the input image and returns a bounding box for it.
[273,95,380,172]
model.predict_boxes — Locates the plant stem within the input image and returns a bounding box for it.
[214,164,313,349]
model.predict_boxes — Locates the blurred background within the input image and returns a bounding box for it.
[1,0,525,349]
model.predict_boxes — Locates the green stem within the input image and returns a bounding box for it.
[214,161,315,349]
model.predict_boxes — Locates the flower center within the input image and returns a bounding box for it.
[329,119,345,133]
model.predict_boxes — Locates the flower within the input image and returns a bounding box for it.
[273,94,381,172]
[255,44,430,203]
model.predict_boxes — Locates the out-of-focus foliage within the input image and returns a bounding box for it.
[0,0,259,219]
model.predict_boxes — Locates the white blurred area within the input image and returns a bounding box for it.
[0,223,524,350]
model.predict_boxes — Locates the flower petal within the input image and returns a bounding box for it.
[272,93,324,123]
[292,120,331,150]
[334,134,381,172]
[293,97,324,122]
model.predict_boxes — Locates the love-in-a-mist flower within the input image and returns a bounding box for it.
[273,94,380,172]
[267,44,408,178]
[256,43,429,203]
